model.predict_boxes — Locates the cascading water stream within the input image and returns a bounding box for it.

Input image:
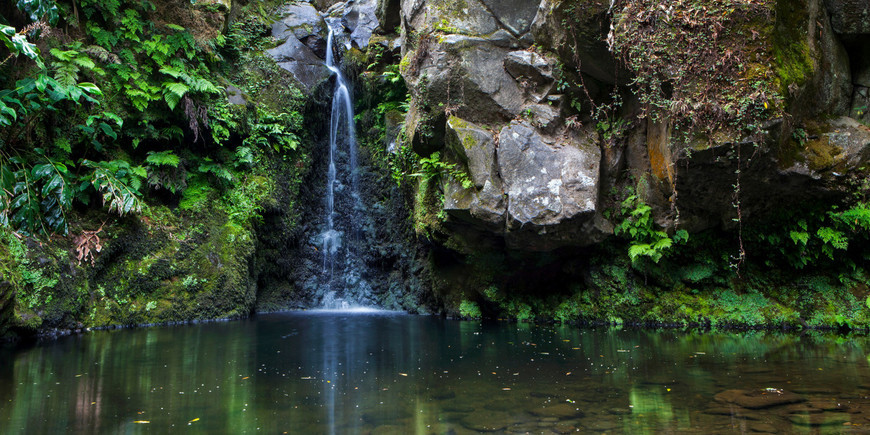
[318,25,363,308]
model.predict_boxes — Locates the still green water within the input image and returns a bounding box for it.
[1,311,869,433]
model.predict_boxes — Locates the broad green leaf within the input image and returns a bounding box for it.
[11,33,40,62]
[98,122,117,139]
[77,82,102,96]
[102,111,123,127]
[42,173,65,196]
[32,163,53,179]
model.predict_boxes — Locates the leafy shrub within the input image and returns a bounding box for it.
[458,300,481,319]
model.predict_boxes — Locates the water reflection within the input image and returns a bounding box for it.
[2,314,870,433]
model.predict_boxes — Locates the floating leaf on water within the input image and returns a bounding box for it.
[133,421,150,424]
[241,377,250,380]
[189,418,200,424]
[399,373,408,377]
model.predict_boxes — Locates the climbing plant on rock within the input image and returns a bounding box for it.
[609,0,782,142]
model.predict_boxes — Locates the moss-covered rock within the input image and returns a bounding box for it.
[0,167,277,337]
[0,280,12,337]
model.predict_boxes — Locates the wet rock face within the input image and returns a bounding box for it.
[268,0,383,92]
[478,0,541,36]
[272,3,327,44]
[400,0,542,39]
[377,0,402,32]
[673,117,870,232]
[825,0,870,36]
[443,117,505,230]
[399,0,609,250]
[403,35,527,132]
[402,0,500,36]
[268,3,330,92]
[531,0,619,84]
[499,122,599,229]
[0,280,11,337]
[442,117,607,250]
[328,0,380,49]
[504,50,556,103]
[273,0,870,258]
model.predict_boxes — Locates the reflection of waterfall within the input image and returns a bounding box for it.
[317,23,369,308]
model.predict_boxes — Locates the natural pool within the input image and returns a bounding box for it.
[1,311,869,434]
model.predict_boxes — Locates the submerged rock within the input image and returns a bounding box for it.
[748,422,780,433]
[528,403,584,419]
[461,410,511,431]
[714,389,806,409]
[702,406,762,420]
[788,412,851,427]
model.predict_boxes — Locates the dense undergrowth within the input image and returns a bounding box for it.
[445,197,870,330]
[0,0,311,336]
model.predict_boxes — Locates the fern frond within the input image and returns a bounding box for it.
[146,150,181,168]
[162,81,189,110]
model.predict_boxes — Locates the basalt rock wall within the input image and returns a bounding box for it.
[394,0,870,247]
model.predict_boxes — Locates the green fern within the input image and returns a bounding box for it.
[146,150,181,168]
[615,193,687,265]
[198,158,234,182]
[162,81,189,110]
[834,203,870,231]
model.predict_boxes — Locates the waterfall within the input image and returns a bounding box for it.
[318,24,366,308]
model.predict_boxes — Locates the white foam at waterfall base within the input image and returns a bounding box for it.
[314,291,392,313]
